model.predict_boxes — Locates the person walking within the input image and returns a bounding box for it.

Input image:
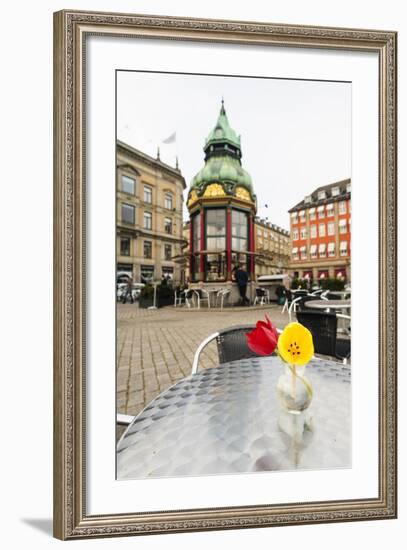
[235,263,250,305]
[122,276,134,304]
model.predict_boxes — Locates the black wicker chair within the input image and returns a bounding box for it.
[281,289,293,314]
[295,310,351,363]
[253,287,268,306]
[191,324,274,374]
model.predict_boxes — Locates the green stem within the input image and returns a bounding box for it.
[287,363,313,401]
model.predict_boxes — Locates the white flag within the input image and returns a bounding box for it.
[162,132,176,144]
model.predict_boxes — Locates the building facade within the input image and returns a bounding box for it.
[254,218,290,277]
[116,140,187,284]
[288,179,351,283]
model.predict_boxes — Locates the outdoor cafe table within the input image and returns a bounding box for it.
[305,299,351,312]
[117,356,351,480]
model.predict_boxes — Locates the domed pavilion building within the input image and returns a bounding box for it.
[186,101,258,303]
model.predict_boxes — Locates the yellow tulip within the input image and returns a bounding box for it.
[277,322,314,366]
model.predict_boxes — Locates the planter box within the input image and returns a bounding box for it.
[138,296,154,309]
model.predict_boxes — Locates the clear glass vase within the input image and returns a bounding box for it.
[276,364,313,414]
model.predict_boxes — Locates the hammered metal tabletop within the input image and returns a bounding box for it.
[117,356,351,480]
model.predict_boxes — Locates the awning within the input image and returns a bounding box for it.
[319,243,326,252]
[300,246,306,252]
[340,241,348,250]
[328,242,335,251]
[310,244,317,253]
[292,247,298,253]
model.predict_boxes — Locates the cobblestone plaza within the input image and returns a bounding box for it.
[117,303,289,419]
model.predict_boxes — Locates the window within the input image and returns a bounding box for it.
[331,186,340,197]
[206,209,226,251]
[300,227,307,239]
[339,201,347,214]
[309,208,316,220]
[310,224,317,238]
[143,211,152,230]
[340,241,348,256]
[319,223,326,237]
[257,228,262,236]
[327,204,334,217]
[122,203,135,224]
[143,241,152,259]
[165,193,173,210]
[120,237,131,256]
[121,175,135,194]
[346,183,351,193]
[304,195,311,203]
[339,219,347,234]
[143,185,152,204]
[292,247,299,260]
[327,222,335,236]
[292,229,299,241]
[162,266,174,279]
[164,217,172,234]
[328,242,335,257]
[291,212,298,223]
[164,244,172,261]
[140,265,154,284]
[299,210,306,222]
[318,190,326,200]
[317,205,325,218]
[310,244,317,259]
[319,243,326,258]
[300,246,307,260]
[191,214,201,282]
[232,210,248,252]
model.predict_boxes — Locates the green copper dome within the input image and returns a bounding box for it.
[191,155,253,189]
[190,101,255,200]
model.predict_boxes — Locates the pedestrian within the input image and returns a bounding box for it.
[122,276,134,304]
[235,263,250,305]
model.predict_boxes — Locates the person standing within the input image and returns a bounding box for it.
[122,276,134,304]
[235,264,250,305]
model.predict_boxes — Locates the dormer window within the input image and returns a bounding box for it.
[318,190,326,200]
[331,186,340,197]
[346,183,351,193]
[304,195,311,204]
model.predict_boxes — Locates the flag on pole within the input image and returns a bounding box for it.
[162,132,176,144]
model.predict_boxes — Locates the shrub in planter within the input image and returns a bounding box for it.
[138,284,154,308]
[157,284,175,307]
[319,277,346,291]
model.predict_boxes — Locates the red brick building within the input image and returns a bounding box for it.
[288,179,351,283]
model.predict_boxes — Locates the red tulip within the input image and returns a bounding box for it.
[246,315,279,356]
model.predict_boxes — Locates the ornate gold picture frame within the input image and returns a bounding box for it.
[53,9,397,540]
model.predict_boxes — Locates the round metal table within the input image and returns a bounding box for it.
[305,299,351,311]
[117,356,351,480]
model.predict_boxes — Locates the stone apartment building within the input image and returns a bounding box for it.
[116,140,187,285]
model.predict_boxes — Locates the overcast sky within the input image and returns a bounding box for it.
[117,71,351,230]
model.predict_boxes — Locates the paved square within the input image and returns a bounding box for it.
[117,303,289,418]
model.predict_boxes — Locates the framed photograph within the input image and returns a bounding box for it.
[53,10,397,540]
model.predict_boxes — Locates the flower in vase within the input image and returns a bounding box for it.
[278,322,314,366]
[246,315,279,356]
